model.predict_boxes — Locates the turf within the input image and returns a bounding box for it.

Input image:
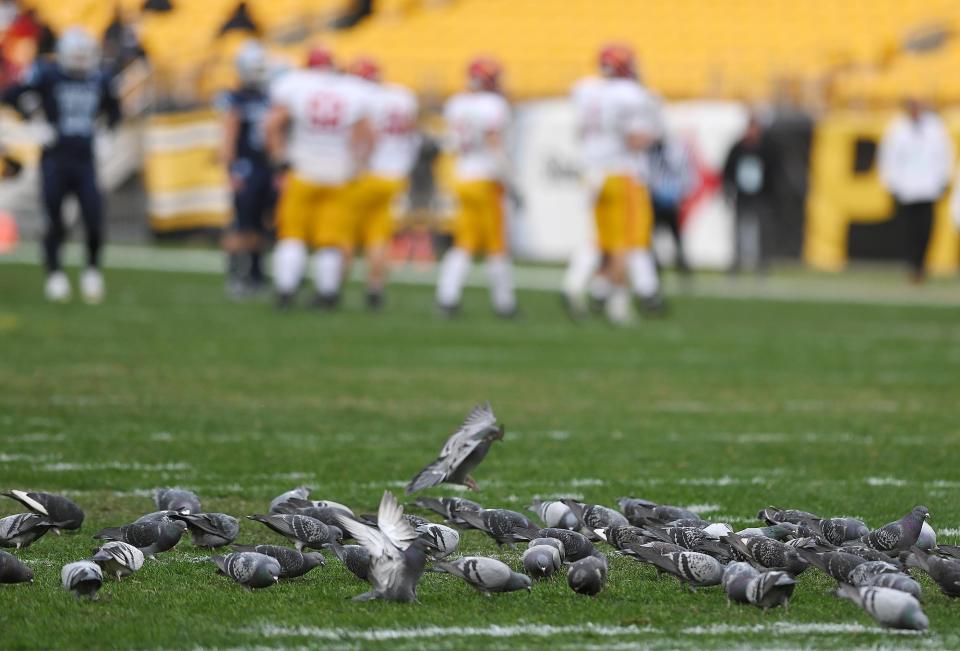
[1,261,959,650]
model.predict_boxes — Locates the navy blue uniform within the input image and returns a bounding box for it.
[220,87,274,233]
[3,61,121,272]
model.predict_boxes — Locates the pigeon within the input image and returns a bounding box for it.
[594,525,651,550]
[154,488,201,515]
[174,513,240,548]
[528,499,578,529]
[903,547,960,598]
[758,506,820,525]
[528,537,565,559]
[329,541,371,581]
[0,513,55,549]
[435,556,532,594]
[567,554,608,596]
[835,583,928,630]
[246,514,335,551]
[416,523,460,559]
[857,572,923,599]
[277,497,354,517]
[211,552,281,589]
[405,402,504,494]
[746,570,796,610]
[134,510,182,524]
[722,561,759,605]
[0,550,33,584]
[533,528,596,562]
[939,544,960,561]
[522,545,562,580]
[268,486,311,513]
[90,541,144,580]
[796,549,869,582]
[735,523,808,541]
[643,526,709,550]
[2,490,85,532]
[93,519,187,557]
[273,499,353,529]
[629,547,723,589]
[802,517,869,546]
[618,498,698,526]
[840,543,903,566]
[61,560,103,600]
[860,506,929,553]
[847,560,901,585]
[335,490,433,602]
[455,508,537,547]
[231,544,325,579]
[413,496,482,525]
[916,521,937,551]
[723,534,808,575]
[563,499,629,535]
[702,523,734,539]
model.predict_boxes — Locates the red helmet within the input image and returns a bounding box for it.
[598,43,636,78]
[348,56,380,82]
[467,56,502,91]
[306,46,334,70]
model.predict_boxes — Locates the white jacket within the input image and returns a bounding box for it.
[878,112,953,204]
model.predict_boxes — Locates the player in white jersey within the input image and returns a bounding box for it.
[565,44,663,324]
[435,56,517,318]
[264,46,373,310]
[344,56,419,310]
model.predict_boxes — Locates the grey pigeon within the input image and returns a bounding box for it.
[595,525,651,550]
[903,547,960,598]
[455,508,537,547]
[134,510,181,524]
[857,571,922,599]
[414,496,482,525]
[840,543,904,566]
[154,488,202,515]
[746,570,796,610]
[722,561,759,605]
[405,402,504,494]
[618,498,698,526]
[735,523,809,541]
[335,490,433,602]
[938,544,960,560]
[803,517,869,546]
[916,521,937,551]
[416,523,460,559]
[522,545,562,580]
[567,554,608,596]
[276,497,354,517]
[758,506,820,525]
[435,556,532,594]
[90,541,144,580]
[93,519,187,557]
[175,513,240,548]
[797,549,869,582]
[630,547,723,589]
[247,513,334,551]
[62,560,103,600]
[847,560,900,585]
[529,537,565,560]
[0,550,33,583]
[643,526,709,550]
[563,500,629,536]
[723,534,808,576]
[836,583,928,630]
[274,500,353,529]
[528,499,578,530]
[212,551,281,589]
[329,541,370,581]
[0,513,54,549]
[534,528,596,562]
[2,490,84,532]
[231,544,324,579]
[268,486,310,513]
[860,506,929,553]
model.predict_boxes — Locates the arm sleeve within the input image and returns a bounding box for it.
[876,122,899,193]
[1,63,43,116]
[101,74,123,128]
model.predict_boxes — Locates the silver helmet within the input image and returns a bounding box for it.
[56,27,100,76]
[235,40,269,88]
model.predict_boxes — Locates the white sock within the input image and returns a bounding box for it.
[436,247,470,307]
[627,248,660,298]
[273,239,307,294]
[605,286,631,324]
[588,273,612,303]
[313,248,343,296]
[486,254,516,313]
[563,245,600,298]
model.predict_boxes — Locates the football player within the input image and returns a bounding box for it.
[344,56,419,310]
[2,27,120,303]
[435,56,516,318]
[265,46,373,310]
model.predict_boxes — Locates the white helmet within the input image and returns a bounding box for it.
[56,27,100,76]
[235,41,269,88]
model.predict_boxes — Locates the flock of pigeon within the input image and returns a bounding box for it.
[1,402,959,634]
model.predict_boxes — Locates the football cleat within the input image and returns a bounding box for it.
[44,271,71,303]
[80,268,104,304]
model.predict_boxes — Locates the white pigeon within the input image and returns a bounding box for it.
[836,584,928,630]
[91,541,145,580]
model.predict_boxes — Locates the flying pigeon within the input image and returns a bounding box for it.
[746,570,796,610]
[90,541,144,580]
[175,513,240,548]
[413,496,482,525]
[334,490,433,602]
[629,547,723,589]
[796,549,869,582]
[533,528,596,562]
[522,545,562,580]
[268,486,310,513]
[835,583,928,630]
[567,554,608,596]
[62,560,104,600]
[618,498,699,526]
[231,544,324,579]
[916,521,937,551]
[0,513,54,549]
[562,500,629,536]
[329,541,371,582]
[246,514,335,551]
[454,508,537,547]
[0,550,33,584]
[722,561,759,605]
[802,517,869,546]
[758,506,821,525]
[405,402,504,495]
[2,490,85,532]
[528,537,565,560]
[527,499,578,530]
[903,547,960,598]
[723,534,808,575]
[434,556,532,594]
[154,488,201,515]
[93,519,187,557]
[211,551,281,589]
[416,523,460,559]
[856,571,922,599]
[860,506,929,553]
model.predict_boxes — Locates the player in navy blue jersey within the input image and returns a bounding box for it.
[3,27,120,303]
[218,41,275,297]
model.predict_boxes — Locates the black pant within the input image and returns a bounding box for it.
[897,200,934,274]
[653,203,688,271]
[40,150,103,272]
[732,197,772,273]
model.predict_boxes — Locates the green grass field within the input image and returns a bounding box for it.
[1,260,959,650]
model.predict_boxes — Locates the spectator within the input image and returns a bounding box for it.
[142,0,173,13]
[648,135,695,274]
[103,5,147,69]
[878,98,954,283]
[722,114,779,274]
[218,2,259,37]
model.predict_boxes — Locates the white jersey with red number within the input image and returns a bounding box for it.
[572,76,662,180]
[367,82,420,179]
[270,69,371,185]
[443,91,510,181]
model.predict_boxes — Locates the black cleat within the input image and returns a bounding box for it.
[311,292,341,311]
[366,291,384,312]
[561,293,588,322]
[436,302,460,319]
[275,292,296,311]
[636,293,667,317]
[494,306,521,320]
